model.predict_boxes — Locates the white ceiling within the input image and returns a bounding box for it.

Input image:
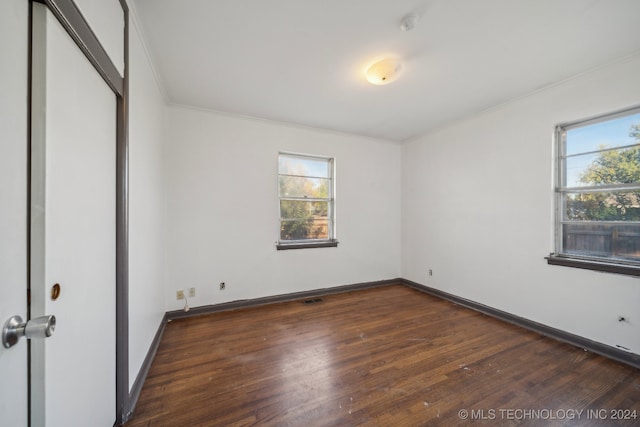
[132,0,640,142]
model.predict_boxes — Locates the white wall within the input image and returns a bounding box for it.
[127,9,167,389]
[402,55,640,355]
[163,107,402,310]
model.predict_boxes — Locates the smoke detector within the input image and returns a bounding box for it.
[400,13,420,31]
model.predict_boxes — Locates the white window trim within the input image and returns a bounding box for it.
[548,105,640,276]
[276,151,338,250]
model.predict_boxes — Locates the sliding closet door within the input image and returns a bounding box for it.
[31,4,116,426]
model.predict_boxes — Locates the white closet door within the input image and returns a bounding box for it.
[30,4,116,426]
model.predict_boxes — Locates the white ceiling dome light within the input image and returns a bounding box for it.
[365,12,418,86]
[365,58,403,85]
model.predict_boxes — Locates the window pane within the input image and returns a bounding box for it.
[564,191,640,221]
[563,222,640,260]
[556,108,640,266]
[565,152,600,188]
[280,218,330,241]
[280,200,328,219]
[279,155,331,178]
[278,152,334,244]
[566,112,640,156]
[279,175,330,198]
[566,147,640,188]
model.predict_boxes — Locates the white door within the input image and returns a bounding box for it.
[30,4,117,426]
[0,0,29,426]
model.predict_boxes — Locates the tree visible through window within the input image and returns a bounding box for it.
[278,153,335,247]
[556,108,640,263]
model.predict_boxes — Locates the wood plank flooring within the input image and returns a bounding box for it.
[125,285,640,426]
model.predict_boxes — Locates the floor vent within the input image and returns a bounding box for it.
[303,298,324,305]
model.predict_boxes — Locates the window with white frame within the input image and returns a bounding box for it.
[277,152,336,249]
[552,106,640,272]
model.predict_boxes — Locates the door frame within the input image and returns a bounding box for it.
[28,0,130,424]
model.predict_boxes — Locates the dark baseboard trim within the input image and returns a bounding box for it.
[125,312,169,422]
[399,278,640,370]
[166,278,401,320]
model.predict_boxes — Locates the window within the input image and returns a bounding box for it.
[550,106,640,275]
[277,152,337,250]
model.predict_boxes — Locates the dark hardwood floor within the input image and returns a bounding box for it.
[125,285,639,426]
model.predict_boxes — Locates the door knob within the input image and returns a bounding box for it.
[2,315,56,349]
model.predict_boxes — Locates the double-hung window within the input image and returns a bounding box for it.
[277,152,337,250]
[550,106,640,275]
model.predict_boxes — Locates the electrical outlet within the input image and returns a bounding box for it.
[176,290,184,300]
[220,282,226,290]
[428,269,433,277]
[189,287,196,298]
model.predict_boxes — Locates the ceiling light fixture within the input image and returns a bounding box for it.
[365,58,402,85]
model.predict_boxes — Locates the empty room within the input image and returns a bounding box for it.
[2,0,640,426]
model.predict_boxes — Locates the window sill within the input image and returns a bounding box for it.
[546,254,640,277]
[276,240,339,251]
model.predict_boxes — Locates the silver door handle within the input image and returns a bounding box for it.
[2,315,56,349]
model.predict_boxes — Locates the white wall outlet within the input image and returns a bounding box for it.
[428,269,433,277]
[176,290,184,300]
[220,282,226,290]
[189,287,196,297]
